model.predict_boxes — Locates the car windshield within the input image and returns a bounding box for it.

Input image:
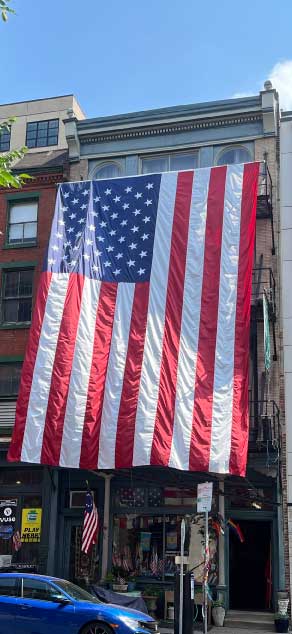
[55,580,101,603]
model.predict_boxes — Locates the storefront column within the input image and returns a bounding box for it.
[100,473,113,580]
[219,478,225,587]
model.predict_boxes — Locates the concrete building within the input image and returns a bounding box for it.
[0,95,85,154]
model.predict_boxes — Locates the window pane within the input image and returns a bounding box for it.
[217,147,251,166]
[114,487,145,508]
[23,579,56,601]
[18,299,32,322]
[19,270,33,296]
[0,363,22,396]
[2,300,18,323]
[26,139,36,148]
[95,164,121,179]
[170,153,198,171]
[47,136,58,146]
[142,157,168,174]
[38,121,48,131]
[48,119,59,129]
[36,137,47,147]
[26,130,37,141]
[27,122,37,131]
[10,202,38,224]
[23,222,37,240]
[4,271,19,297]
[9,224,23,243]
[0,578,18,597]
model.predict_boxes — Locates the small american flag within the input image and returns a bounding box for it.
[81,491,99,554]
[8,164,259,476]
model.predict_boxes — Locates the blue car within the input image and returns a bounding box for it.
[0,573,158,634]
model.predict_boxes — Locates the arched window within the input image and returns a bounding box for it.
[217,146,252,166]
[93,163,121,180]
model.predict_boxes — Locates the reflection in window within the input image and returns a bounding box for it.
[8,201,38,244]
[217,146,251,166]
[26,119,59,148]
[94,163,121,179]
[142,152,198,174]
[1,269,34,324]
[0,362,22,396]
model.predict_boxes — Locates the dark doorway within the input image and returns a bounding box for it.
[229,520,272,610]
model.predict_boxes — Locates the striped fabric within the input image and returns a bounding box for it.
[7,163,259,476]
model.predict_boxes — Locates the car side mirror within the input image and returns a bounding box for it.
[52,596,72,605]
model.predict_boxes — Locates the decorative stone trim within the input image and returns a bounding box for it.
[79,114,262,145]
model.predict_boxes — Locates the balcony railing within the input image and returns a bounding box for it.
[256,161,275,254]
[249,399,280,455]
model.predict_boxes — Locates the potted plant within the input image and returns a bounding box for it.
[127,575,137,592]
[112,575,128,592]
[104,573,115,589]
[274,613,289,633]
[142,586,160,617]
[212,600,225,627]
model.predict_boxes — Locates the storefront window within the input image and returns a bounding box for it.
[111,484,218,585]
[112,514,190,580]
[114,487,145,508]
[0,469,42,487]
[0,495,42,570]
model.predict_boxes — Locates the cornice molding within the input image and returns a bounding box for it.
[79,113,262,146]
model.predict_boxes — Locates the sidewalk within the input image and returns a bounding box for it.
[159,626,276,634]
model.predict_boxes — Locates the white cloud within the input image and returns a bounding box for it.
[232,91,255,99]
[231,60,292,111]
[269,60,292,111]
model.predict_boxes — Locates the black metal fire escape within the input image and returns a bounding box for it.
[249,162,279,456]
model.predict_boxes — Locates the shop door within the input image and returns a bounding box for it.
[63,519,99,585]
[229,520,272,610]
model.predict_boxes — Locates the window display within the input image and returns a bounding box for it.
[0,495,42,570]
[112,514,192,580]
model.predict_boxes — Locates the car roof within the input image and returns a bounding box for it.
[0,573,64,583]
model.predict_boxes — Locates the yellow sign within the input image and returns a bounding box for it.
[21,508,42,542]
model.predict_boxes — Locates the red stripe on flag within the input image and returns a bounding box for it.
[189,166,227,471]
[115,282,150,468]
[40,273,84,465]
[229,162,259,476]
[79,282,117,469]
[7,272,52,463]
[150,171,194,466]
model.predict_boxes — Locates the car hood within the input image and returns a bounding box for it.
[79,601,153,621]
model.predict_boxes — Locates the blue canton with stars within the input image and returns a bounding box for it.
[46,174,162,283]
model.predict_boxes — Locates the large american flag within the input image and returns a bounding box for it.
[81,491,99,554]
[8,163,259,476]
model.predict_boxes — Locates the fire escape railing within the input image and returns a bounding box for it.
[249,398,280,455]
[256,161,275,255]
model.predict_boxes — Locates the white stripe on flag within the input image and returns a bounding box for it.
[97,283,135,469]
[59,278,101,468]
[209,164,244,473]
[169,167,211,470]
[133,172,178,466]
[21,273,69,463]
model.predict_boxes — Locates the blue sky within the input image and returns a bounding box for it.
[1,0,292,117]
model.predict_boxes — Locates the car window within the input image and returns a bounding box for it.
[56,580,100,603]
[22,578,62,602]
[0,577,18,597]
